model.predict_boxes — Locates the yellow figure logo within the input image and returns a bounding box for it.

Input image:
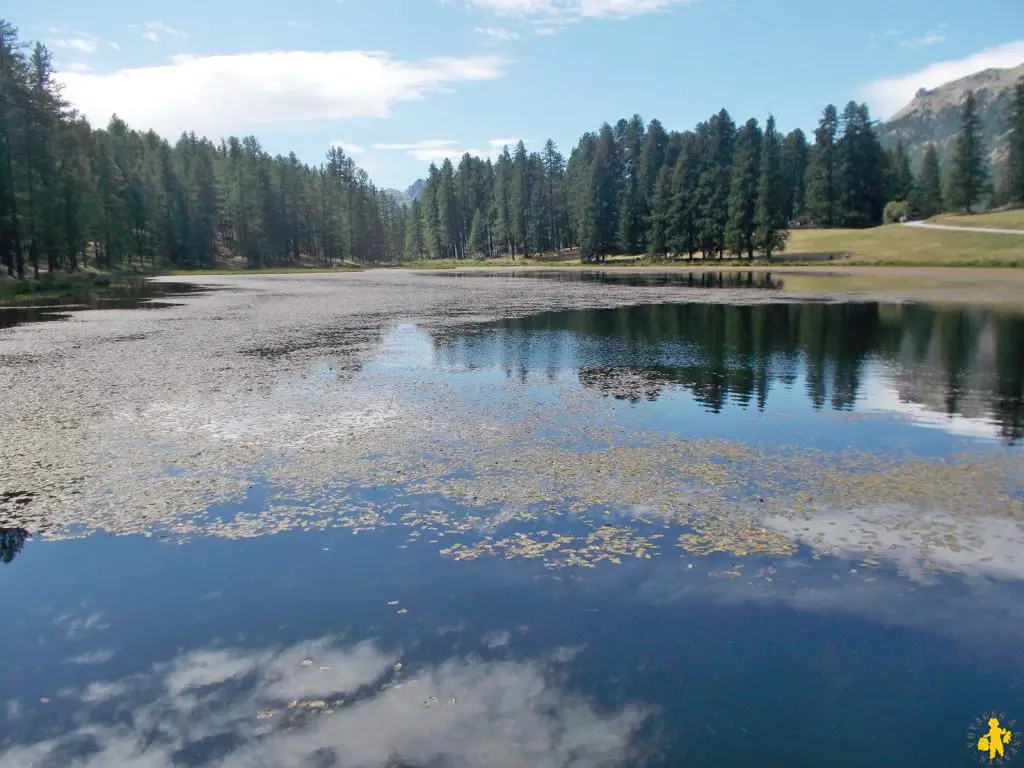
[979,718,1014,761]
[968,712,1022,765]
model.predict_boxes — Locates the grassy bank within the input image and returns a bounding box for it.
[931,209,1024,230]
[784,224,1023,266]
[0,264,364,304]
[389,223,1023,270]
[0,271,134,303]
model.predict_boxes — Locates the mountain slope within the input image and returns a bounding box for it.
[879,62,1022,178]
[403,179,426,202]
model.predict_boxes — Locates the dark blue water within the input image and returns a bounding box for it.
[2,295,1023,768]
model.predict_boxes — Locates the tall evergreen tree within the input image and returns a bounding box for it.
[695,109,736,258]
[805,105,838,227]
[780,128,809,223]
[946,90,989,213]
[887,139,913,202]
[647,163,672,259]
[1006,77,1024,206]
[915,144,944,219]
[724,118,761,258]
[467,208,487,258]
[835,102,887,227]
[754,115,788,259]
[404,197,425,259]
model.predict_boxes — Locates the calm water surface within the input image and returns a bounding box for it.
[2,275,1023,768]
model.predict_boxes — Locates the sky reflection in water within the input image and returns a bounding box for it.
[2,292,1023,767]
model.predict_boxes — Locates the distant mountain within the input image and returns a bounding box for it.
[403,179,426,202]
[383,179,427,206]
[880,62,1023,179]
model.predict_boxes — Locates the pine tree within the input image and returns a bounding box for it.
[616,168,643,254]
[887,139,913,202]
[404,198,424,259]
[835,102,887,227]
[780,128,809,223]
[667,133,700,260]
[540,139,565,251]
[579,126,618,262]
[467,208,487,258]
[754,115,788,259]
[724,118,761,258]
[695,109,735,258]
[646,164,671,259]
[637,119,668,223]
[917,144,944,218]
[1006,77,1024,206]
[946,90,988,213]
[805,105,838,227]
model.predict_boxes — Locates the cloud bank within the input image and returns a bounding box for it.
[861,39,1024,118]
[55,50,506,139]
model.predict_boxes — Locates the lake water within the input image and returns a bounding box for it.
[1,272,1022,768]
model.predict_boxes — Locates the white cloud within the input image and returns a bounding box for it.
[463,0,694,23]
[55,51,506,139]
[46,38,99,53]
[287,20,312,28]
[331,140,365,154]
[374,137,521,163]
[64,649,116,665]
[860,39,1024,118]
[132,21,190,44]
[67,62,92,74]
[534,26,557,34]
[900,32,945,49]
[475,26,520,41]
[108,42,120,51]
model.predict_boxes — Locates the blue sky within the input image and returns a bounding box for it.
[20,0,1024,190]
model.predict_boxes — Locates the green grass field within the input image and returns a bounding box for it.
[784,224,1024,266]
[931,209,1024,231]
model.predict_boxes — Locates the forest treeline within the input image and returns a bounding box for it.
[2,19,1023,275]
[0,21,406,278]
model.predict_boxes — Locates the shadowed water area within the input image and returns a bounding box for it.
[0,279,211,329]
[1,271,1022,767]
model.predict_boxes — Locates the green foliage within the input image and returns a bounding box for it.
[835,102,888,227]
[887,140,914,203]
[805,105,839,226]
[780,128,809,223]
[753,115,788,258]
[724,118,761,258]
[883,200,909,224]
[946,91,989,213]
[913,144,945,218]
[1005,77,1024,206]
[467,208,488,258]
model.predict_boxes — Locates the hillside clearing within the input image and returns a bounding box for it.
[784,224,1024,266]
[931,209,1024,231]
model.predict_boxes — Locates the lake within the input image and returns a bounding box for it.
[0,269,1021,768]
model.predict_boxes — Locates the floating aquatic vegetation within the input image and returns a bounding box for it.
[0,272,1020,581]
[678,513,798,558]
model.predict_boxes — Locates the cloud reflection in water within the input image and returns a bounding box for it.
[0,637,646,768]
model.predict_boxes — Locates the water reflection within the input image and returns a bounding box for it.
[0,280,209,330]
[433,269,785,289]
[0,528,28,564]
[431,303,1024,443]
[0,636,645,768]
